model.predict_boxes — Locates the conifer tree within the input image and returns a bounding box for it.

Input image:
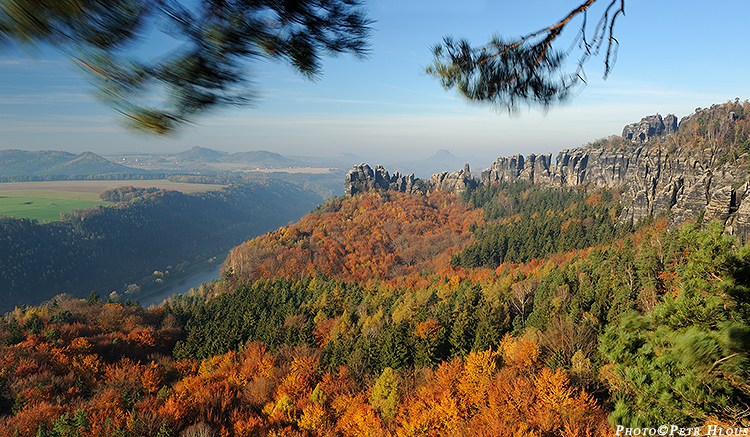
[0,0,371,134]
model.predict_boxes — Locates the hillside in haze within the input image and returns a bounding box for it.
[388,149,474,179]
[1,101,749,435]
[0,150,146,178]
[174,146,228,162]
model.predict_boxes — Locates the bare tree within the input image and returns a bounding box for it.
[510,278,539,325]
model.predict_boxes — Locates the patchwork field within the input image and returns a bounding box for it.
[0,180,224,222]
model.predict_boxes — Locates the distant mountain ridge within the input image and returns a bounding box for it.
[0,149,145,177]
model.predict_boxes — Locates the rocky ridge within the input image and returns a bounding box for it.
[344,102,750,242]
[344,162,478,197]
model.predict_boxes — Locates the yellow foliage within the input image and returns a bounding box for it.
[534,368,574,413]
[333,393,384,437]
[458,349,498,414]
[297,403,327,431]
[396,391,460,437]
[462,350,498,385]
[70,336,92,352]
[71,354,103,377]
[228,371,248,389]
[514,423,541,437]
[501,334,539,370]
[270,395,295,422]
[198,350,237,378]
[449,275,461,288]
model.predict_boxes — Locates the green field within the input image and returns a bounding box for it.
[0,180,225,222]
[0,192,109,222]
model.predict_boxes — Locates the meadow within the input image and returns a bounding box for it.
[0,180,224,222]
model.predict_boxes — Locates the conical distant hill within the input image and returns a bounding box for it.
[390,149,469,178]
[175,146,227,162]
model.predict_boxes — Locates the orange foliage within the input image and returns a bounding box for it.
[396,350,610,437]
[585,193,603,206]
[501,334,540,372]
[413,319,441,341]
[1,326,611,437]
[224,191,483,286]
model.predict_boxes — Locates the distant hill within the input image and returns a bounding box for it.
[0,149,76,176]
[389,149,470,178]
[220,150,301,168]
[37,151,142,176]
[175,146,227,162]
[0,149,145,177]
[286,152,364,169]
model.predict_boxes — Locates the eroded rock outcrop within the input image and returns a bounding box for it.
[481,153,553,185]
[479,107,750,242]
[344,163,422,196]
[622,114,677,144]
[432,163,477,194]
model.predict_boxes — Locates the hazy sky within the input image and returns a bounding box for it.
[1,0,749,167]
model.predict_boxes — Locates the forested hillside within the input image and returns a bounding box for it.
[2,173,748,435]
[0,182,321,313]
[2,102,750,435]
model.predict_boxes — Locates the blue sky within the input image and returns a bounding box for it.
[1,0,749,167]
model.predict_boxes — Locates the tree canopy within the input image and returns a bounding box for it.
[0,0,372,134]
[426,0,625,112]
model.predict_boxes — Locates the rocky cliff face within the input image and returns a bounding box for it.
[480,153,554,186]
[482,105,750,242]
[548,144,750,232]
[621,114,678,143]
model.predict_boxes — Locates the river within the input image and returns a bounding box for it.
[137,263,222,307]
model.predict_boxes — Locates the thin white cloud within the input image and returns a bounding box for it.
[0,58,63,68]
[0,92,93,104]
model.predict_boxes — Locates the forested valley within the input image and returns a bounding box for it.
[0,182,322,313]
[2,165,749,435]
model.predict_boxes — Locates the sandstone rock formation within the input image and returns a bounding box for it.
[344,104,750,242]
[344,163,422,196]
[431,163,477,194]
[622,114,677,143]
[481,112,750,242]
[481,153,553,185]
